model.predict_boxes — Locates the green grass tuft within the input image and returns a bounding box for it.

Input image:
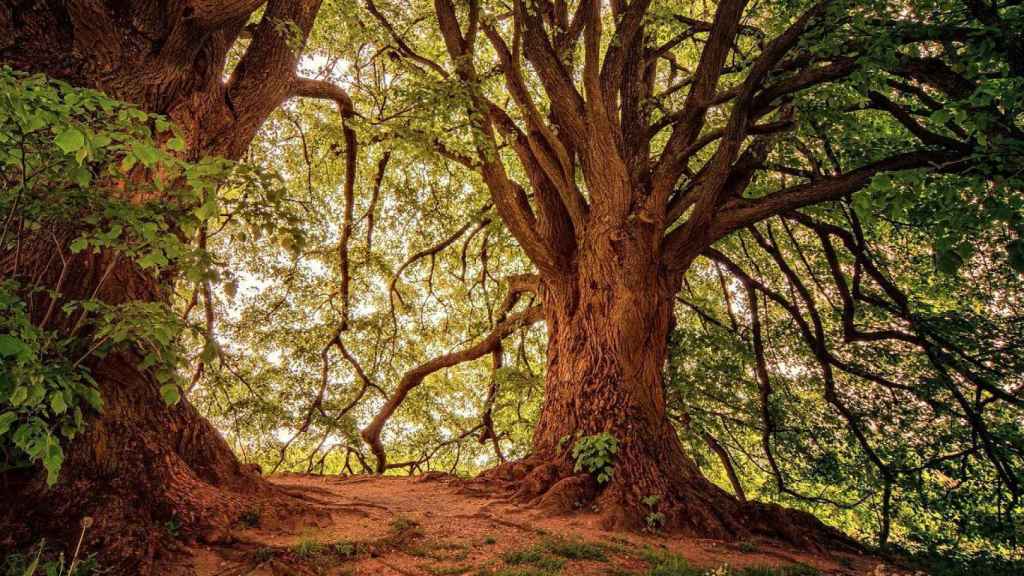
[543,536,608,561]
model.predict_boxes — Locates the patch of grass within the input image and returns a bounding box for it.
[903,550,1024,576]
[411,540,471,561]
[728,567,820,576]
[736,541,757,554]
[289,538,365,563]
[331,540,363,559]
[491,570,561,576]
[292,538,326,558]
[639,549,702,576]
[542,536,608,561]
[252,547,275,563]
[501,546,566,573]
[389,516,420,533]
[380,515,425,550]
[2,542,101,576]
[427,564,476,575]
[732,568,777,576]
[484,536,497,545]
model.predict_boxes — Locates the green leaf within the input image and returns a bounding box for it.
[936,249,964,274]
[137,249,168,269]
[194,197,220,221]
[42,440,63,486]
[167,136,186,152]
[0,411,17,436]
[9,386,28,406]
[160,383,181,405]
[200,340,219,363]
[121,153,138,172]
[54,127,85,154]
[72,165,92,187]
[132,142,160,167]
[50,393,68,415]
[69,237,89,254]
[81,387,103,411]
[0,334,28,357]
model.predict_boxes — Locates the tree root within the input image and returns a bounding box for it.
[470,456,860,553]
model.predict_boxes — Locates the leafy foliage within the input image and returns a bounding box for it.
[0,67,303,484]
[571,433,619,485]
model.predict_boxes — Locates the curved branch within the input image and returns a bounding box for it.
[361,304,544,473]
[291,77,359,329]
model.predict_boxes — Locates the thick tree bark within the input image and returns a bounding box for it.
[1,2,325,572]
[1,247,268,573]
[484,228,851,548]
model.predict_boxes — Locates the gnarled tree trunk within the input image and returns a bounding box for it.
[1,1,327,572]
[1,248,267,574]
[487,227,848,548]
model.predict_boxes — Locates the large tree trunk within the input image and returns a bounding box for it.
[1,2,321,572]
[1,250,267,574]
[485,227,849,548]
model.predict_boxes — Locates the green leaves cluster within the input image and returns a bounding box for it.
[571,432,619,484]
[0,282,101,485]
[1,67,305,484]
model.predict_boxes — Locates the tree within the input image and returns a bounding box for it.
[0,2,356,571]
[354,0,1022,538]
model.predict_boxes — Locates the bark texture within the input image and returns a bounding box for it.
[0,1,331,572]
[481,228,850,549]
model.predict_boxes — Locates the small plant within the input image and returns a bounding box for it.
[501,547,565,572]
[163,518,180,539]
[641,495,665,532]
[644,512,666,532]
[483,536,497,545]
[572,432,619,484]
[292,538,325,558]
[736,541,756,554]
[640,548,702,576]
[543,536,607,561]
[331,541,358,559]
[253,548,275,563]
[1,538,100,576]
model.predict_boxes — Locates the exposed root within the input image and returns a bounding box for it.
[471,455,859,553]
[0,348,358,575]
[537,474,598,513]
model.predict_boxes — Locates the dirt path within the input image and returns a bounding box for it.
[186,474,901,576]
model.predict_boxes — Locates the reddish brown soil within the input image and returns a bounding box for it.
[183,474,903,576]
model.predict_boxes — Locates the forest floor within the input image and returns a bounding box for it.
[183,473,912,576]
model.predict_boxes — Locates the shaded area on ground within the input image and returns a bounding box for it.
[184,474,907,576]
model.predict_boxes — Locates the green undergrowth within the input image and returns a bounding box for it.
[485,536,821,576]
[640,548,820,576]
[1,541,101,576]
[900,549,1024,576]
